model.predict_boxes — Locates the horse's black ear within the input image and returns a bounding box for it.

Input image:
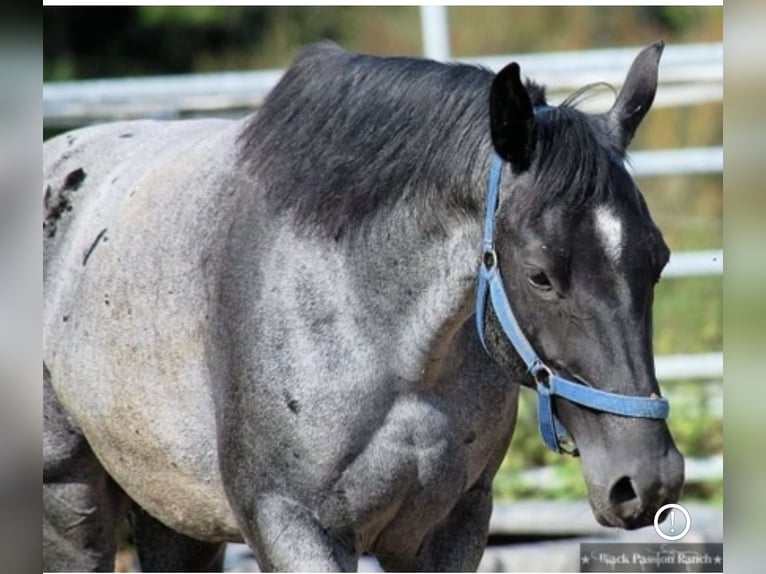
[490,62,535,169]
[608,41,664,149]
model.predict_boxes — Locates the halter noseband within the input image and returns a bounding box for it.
[475,149,669,456]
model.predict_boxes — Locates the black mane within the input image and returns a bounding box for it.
[239,41,624,239]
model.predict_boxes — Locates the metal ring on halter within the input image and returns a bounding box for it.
[531,363,553,387]
[482,249,497,269]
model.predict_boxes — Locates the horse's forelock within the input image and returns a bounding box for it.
[519,102,634,219]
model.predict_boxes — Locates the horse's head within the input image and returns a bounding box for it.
[483,42,684,529]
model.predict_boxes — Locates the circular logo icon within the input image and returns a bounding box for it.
[653,503,691,541]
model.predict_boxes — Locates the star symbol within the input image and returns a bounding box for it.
[714,555,722,564]
[581,555,591,565]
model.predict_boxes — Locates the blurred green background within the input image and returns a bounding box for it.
[43,6,722,505]
[43,6,721,79]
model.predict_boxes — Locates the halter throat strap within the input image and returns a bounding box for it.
[474,151,669,455]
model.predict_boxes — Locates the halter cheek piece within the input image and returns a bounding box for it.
[475,118,669,456]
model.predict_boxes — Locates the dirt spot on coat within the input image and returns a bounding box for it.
[82,228,108,266]
[63,168,86,191]
[44,168,87,238]
[283,390,301,415]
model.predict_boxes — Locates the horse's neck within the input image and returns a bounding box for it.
[348,212,482,386]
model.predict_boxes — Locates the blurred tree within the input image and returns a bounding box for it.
[43,6,421,80]
[44,7,268,79]
[638,6,706,34]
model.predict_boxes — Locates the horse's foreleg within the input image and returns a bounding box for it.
[237,492,357,572]
[43,368,128,571]
[131,505,225,572]
[412,481,493,571]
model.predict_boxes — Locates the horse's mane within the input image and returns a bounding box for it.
[239,41,626,239]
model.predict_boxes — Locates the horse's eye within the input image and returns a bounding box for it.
[526,268,553,291]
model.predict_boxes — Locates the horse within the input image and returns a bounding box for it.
[43,40,684,571]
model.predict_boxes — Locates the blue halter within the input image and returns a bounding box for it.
[475,151,669,456]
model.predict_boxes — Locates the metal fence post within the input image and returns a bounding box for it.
[420,5,450,61]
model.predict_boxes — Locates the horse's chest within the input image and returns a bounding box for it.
[330,393,501,550]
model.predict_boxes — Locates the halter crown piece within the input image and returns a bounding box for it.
[475,110,669,456]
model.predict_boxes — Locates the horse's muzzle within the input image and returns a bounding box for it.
[588,441,685,530]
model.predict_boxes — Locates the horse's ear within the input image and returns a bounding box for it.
[608,41,664,150]
[490,62,535,169]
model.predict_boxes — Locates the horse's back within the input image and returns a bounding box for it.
[43,118,245,541]
[44,119,233,277]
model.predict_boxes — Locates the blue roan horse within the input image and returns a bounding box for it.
[43,41,684,571]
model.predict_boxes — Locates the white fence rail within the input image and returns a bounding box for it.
[629,147,722,177]
[43,42,722,128]
[663,249,722,279]
[656,352,722,381]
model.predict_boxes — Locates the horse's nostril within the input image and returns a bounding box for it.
[609,476,638,506]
